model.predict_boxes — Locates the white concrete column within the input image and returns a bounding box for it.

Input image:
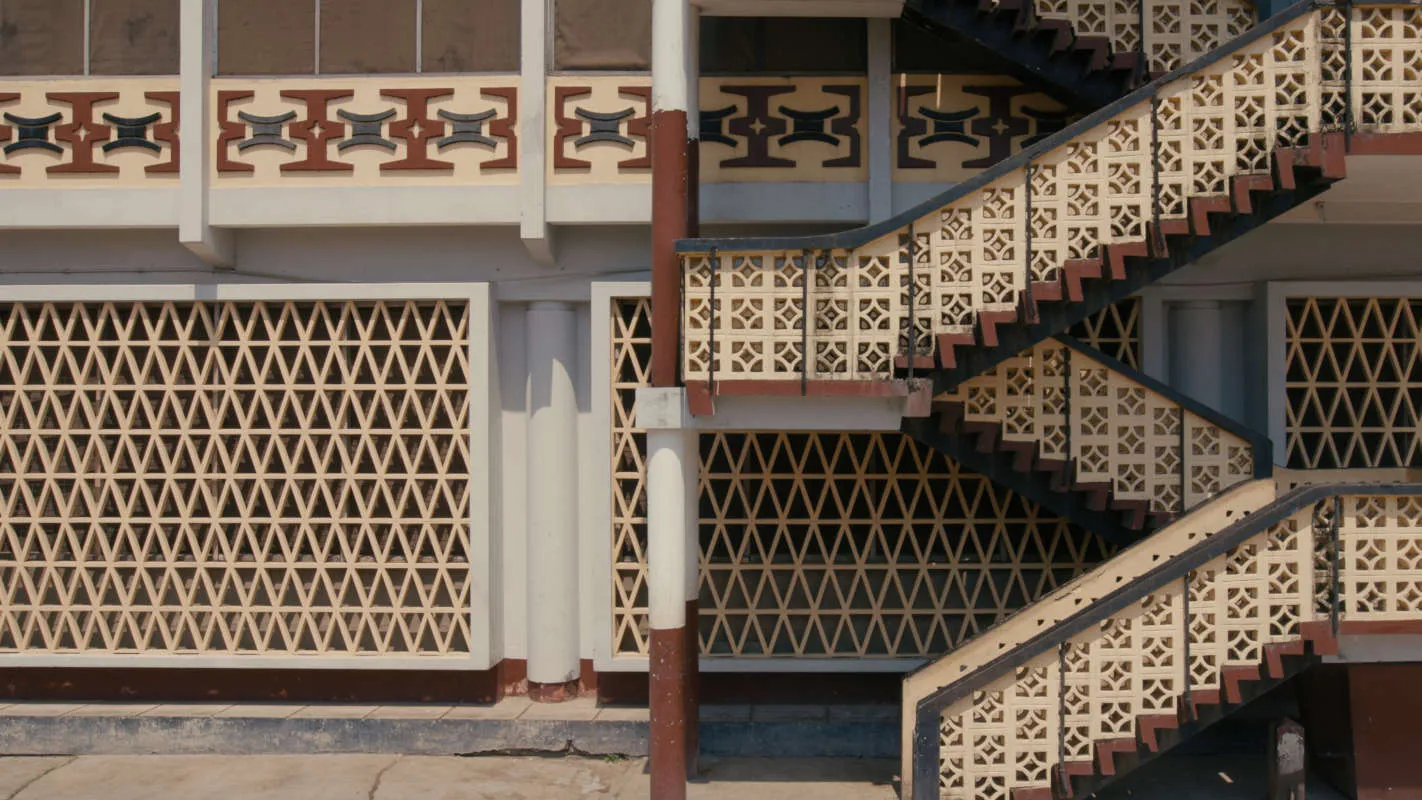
[524,301,580,689]
[178,0,233,266]
[648,426,697,633]
[1170,300,1226,409]
[638,386,699,798]
[866,19,893,224]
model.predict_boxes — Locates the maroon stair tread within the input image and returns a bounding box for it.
[936,332,978,370]
[1231,174,1275,214]
[976,309,1021,347]
[1071,35,1112,70]
[1105,241,1148,280]
[1094,737,1138,776]
[1136,713,1180,752]
[1220,664,1260,704]
[1263,640,1306,679]
[999,439,1040,472]
[1189,196,1233,236]
[962,419,1001,452]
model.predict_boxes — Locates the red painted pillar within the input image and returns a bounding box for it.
[648,0,699,796]
[1348,664,1422,800]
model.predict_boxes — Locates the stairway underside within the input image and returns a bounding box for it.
[903,0,1139,110]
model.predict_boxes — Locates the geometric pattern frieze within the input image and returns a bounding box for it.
[0,300,473,656]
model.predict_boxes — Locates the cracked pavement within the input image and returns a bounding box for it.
[0,755,900,799]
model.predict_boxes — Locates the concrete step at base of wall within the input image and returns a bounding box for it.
[0,700,898,759]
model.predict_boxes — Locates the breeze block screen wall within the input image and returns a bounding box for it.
[0,285,496,667]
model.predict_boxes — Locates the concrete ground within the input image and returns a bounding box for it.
[0,754,900,799]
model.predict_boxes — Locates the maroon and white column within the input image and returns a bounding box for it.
[639,380,699,800]
[649,0,700,793]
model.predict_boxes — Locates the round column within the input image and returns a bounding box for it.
[524,301,580,699]
[1171,300,1225,409]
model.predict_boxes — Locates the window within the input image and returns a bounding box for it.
[699,18,866,75]
[554,0,651,71]
[217,0,520,76]
[0,0,178,76]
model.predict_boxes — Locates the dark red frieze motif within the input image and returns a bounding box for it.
[144,91,180,175]
[619,86,652,171]
[0,93,20,175]
[701,84,863,170]
[480,87,518,171]
[216,90,256,174]
[552,85,593,169]
[280,90,355,173]
[48,92,119,174]
[822,85,861,168]
[896,84,938,170]
[719,85,794,168]
[382,88,455,172]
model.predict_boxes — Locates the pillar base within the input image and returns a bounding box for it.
[527,680,581,703]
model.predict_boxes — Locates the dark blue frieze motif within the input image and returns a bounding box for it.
[236,110,297,152]
[436,108,497,150]
[3,112,63,155]
[574,108,636,148]
[101,112,163,154]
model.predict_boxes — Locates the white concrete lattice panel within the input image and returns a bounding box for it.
[0,285,495,667]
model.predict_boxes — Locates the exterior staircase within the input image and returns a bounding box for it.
[674,2,1418,541]
[673,4,1422,797]
[900,481,1422,800]
[678,3,1364,417]
[902,335,1268,544]
[901,0,1254,109]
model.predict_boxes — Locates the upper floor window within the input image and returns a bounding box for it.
[699,18,866,74]
[217,0,520,75]
[0,0,179,75]
[554,0,651,70]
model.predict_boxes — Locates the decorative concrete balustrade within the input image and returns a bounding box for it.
[940,337,1260,517]
[680,3,1418,392]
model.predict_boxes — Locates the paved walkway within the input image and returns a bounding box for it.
[0,754,900,799]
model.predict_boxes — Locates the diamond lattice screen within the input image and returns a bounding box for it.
[0,300,473,656]
[1068,297,1142,369]
[1285,297,1422,469]
[610,298,1113,658]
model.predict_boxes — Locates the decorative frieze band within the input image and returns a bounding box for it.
[0,74,1072,194]
[0,81,179,184]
